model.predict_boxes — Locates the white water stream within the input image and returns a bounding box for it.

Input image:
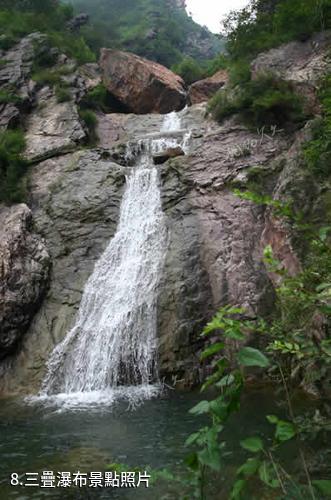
[38,110,189,408]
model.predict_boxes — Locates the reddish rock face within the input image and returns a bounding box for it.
[99,49,187,114]
[188,70,228,105]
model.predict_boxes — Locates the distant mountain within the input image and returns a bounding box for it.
[66,0,225,67]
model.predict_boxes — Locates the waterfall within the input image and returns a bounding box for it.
[161,110,182,132]
[39,110,188,407]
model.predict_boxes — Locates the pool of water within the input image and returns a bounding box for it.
[0,387,325,499]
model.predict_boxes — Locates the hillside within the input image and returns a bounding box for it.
[66,0,225,66]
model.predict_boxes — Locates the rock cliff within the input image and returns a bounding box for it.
[0,33,329,393]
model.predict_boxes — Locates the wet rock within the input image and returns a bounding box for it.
[0,204,50,360]
[153,146,185,165]
[99,49,187,114]
[188,70,228,105]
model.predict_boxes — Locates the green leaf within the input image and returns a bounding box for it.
[259,461,280,488]
[240,436,264,453]
[258,461,270,485]
[313,480,331,497]
[238,347,270,368]
[197,447,222,471]
[225,328,245,341]
[189,400,210,415]
[216,373,235,388]
[230,479,246,499]
[266,415,278,424]
[185,432,200,447]
[267,415,296,441]
[275,420,296,442]
[184,452,199,471]
[316,283,331,292]
[209,399,228,420]
[201,342,225,360]
[237,458,261,477]
[318,226,331,242]
[319,305,331,315]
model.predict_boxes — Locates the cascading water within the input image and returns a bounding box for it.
[39,109,189,407]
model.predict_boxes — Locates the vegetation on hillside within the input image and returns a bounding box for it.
[223,0,331,61]
[209,73,307,129]
[0,0,95,63]
[66,0,224,68]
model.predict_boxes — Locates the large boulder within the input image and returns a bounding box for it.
[0,204,50,360]
[99,49,187,114]
[188,70,228,105]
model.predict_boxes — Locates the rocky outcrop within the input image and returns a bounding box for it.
[0,204,50,360]
[251,31,331,112]
[0,32,47,129]
[24,92,86,162]
[189,70,228,105]
[100,49,187,114]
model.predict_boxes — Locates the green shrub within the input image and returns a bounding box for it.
[205,53,229,77]
[55,85,72,103]
[209,73,307,129]
[0,5,95,65]
[80,84,113,112]
[32,68,61,87]
[79,109,98,145]
[32,65,73,88]
[0,90,22,105]
[223,0,331,61]
[228,59,251,86]
[208,89,241,122]
[171,57,205,85]
[0,129,27,203]
[303,75,331,178]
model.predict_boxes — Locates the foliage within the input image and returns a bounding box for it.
[0,3,95,64]
[55,85,72,103]
[171,57,205,85]
[0,90,22,105]
[209,73,307,128]
[80,84,114,112]
[222,0,331,61]
[0,129,27,203]
[78,108,98,145]
[304,74,331,178]
[67,0,224,67]
[150,189,331,499]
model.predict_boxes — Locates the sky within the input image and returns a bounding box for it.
[185,0,250,33]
